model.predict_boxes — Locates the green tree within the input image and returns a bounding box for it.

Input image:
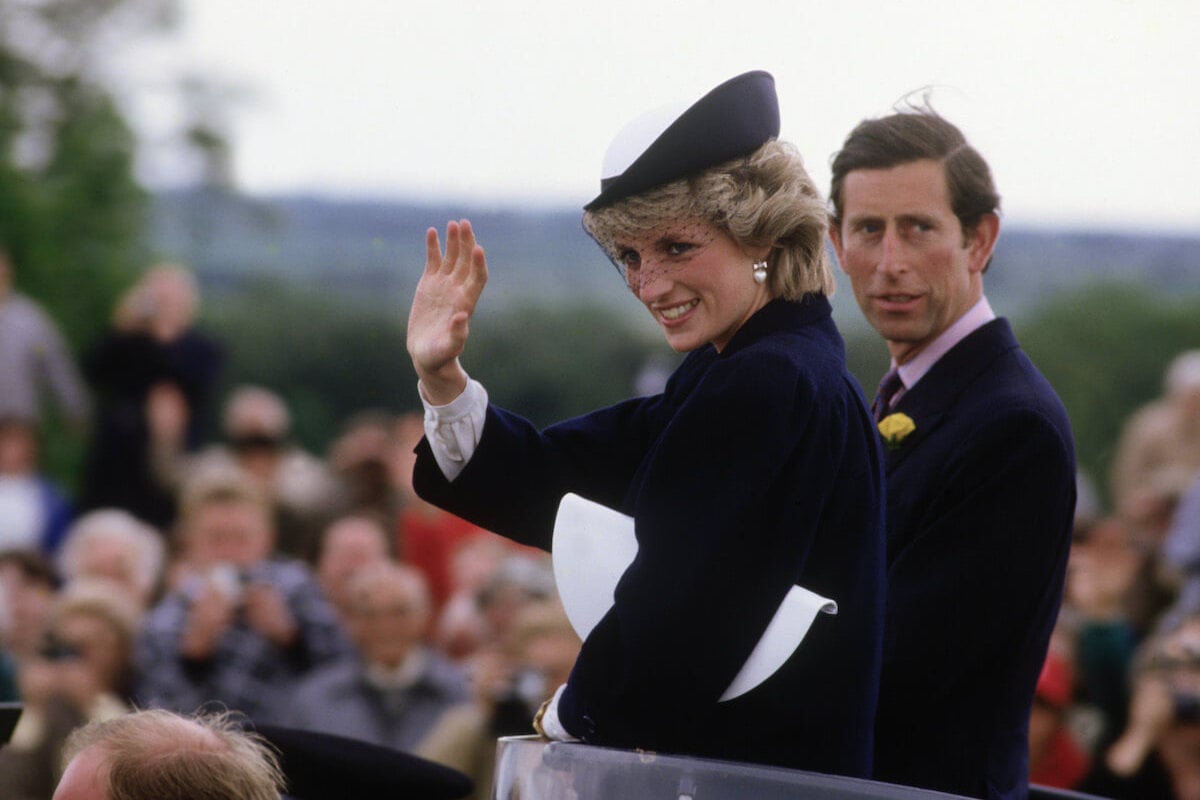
[0,1,184,344]
[1018,282,1200,508]
[204,279,415,451]
[465,303,665,427]
[0,0,227,486]
[20,79,151,345]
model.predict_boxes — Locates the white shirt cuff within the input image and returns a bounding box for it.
[419,377,488,482]
[540,683,578,742]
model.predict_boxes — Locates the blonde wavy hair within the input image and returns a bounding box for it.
[583,139,834,299]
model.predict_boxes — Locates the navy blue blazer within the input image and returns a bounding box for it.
[415,296,886,778]
[871,318,1076,800]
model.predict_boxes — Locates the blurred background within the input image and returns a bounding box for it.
[1,0,1197,512]
[2,4,1200,797]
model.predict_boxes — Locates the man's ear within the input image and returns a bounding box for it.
[828,219,844,263]
[965,213,1000,274]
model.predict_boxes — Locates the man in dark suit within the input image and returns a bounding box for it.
[828,108,1076,800]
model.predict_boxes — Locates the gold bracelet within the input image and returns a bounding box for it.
[532,698,552,739]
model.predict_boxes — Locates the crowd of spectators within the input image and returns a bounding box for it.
[0,259,574,800]
[1042,350,1200,799]
[5,252,1200,799]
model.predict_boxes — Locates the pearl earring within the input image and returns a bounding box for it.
[752,260,768,284]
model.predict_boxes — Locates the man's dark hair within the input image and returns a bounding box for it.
[829,102,1000,235]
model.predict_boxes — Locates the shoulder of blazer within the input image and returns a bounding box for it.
[895,319,1020,417]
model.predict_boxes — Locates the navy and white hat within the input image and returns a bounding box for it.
[585,70,780,211]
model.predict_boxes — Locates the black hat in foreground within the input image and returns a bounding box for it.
[585,70,780,211]
[254,724,474,800]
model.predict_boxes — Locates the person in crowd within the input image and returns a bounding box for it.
[1110,350,1200,527]
[827,104,1076,799]
[1062,514,1146,758]
[393,410,498,615]
[55,509,165,611]
[51,708,284,800]
[408,71,885,776]
[1078,511,1176,637]
[45,579,143,704]
[474,555,555,651]
[314,514,390,621]
[326,409,406,530]
[147,383,343,560]
[508,601,581,703]
[281,560,469,752]
[1163,472,1200,614]
[0,248,90,431]
[0,415,73,556]
[432,536,534,661]
[77,262,223,529]
[434,552,555,663]
[1029,648,1091,790]
[1084,608,1200,799]
[0,549,57,663]
[1,570,17,699]
[134,466,351,725]
[0,580,141,800]
[420,599,581,800]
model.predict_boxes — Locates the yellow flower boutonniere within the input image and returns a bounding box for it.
[878,412,916,451]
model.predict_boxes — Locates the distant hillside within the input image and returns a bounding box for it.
[151,190,1200,331]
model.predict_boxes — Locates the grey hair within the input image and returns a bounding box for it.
[57,509,165,603]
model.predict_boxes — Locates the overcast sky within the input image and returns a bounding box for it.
[121,0,1200,234]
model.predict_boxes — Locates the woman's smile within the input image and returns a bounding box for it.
[657,299,700,322]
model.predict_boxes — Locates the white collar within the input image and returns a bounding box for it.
[895,296,996,391]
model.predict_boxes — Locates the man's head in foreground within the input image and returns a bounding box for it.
[54,708,284,800]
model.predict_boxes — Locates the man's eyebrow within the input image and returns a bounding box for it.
[896,212,939,226]
[844,211,883,225]
[844,211,938,226]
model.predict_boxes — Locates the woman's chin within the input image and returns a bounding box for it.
[661,330,706,353]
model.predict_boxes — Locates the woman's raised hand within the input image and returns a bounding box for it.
[406,219,489,405]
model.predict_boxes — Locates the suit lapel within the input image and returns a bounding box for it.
[882,319,1020,471]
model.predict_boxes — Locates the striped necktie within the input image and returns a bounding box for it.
[872,368,904,423]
